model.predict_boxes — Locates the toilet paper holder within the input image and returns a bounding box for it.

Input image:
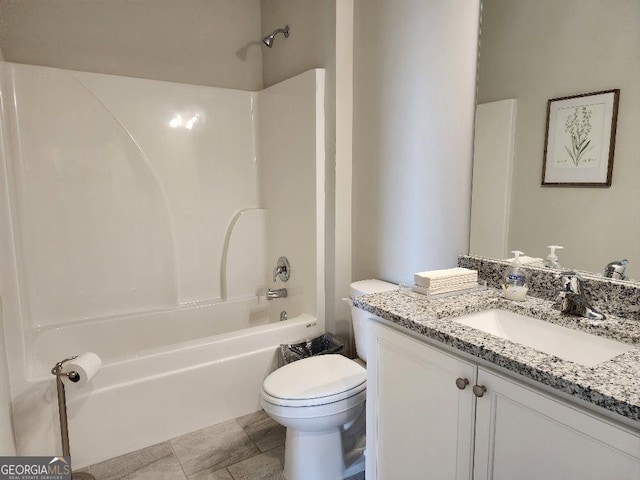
[51,356,95,480]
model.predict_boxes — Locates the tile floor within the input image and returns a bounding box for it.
[77,410,365,480]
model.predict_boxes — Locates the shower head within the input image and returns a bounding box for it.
[262,25,290,48]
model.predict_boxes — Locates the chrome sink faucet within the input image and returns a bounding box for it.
[556,271,605,321]
[604,259,628,280]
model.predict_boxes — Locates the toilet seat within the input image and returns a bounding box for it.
[262,354,366,406]
[262,381,366,408]
[262,386,366,421]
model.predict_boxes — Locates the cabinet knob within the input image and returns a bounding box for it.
[472,385,487,397]
[455,378,469,390]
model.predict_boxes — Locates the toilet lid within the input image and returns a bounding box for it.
[263,354,366,402]
[350,279,397,297]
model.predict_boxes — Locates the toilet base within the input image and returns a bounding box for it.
[282,426,365,480]
[284,427,344,480]
[260,355,367,480]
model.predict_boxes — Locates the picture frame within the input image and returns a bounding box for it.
[541,89,619,187]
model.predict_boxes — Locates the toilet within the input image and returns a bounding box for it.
[261,279,397,480]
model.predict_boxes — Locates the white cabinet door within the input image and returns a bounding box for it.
[366,321,476,480]
[473,368,640,480]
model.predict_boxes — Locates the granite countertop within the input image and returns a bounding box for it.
[354,288,640,423]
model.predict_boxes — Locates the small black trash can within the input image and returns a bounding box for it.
[279,332,345,366]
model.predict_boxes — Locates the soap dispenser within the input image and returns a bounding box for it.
[502,250,529,301]
[544,245,564,269]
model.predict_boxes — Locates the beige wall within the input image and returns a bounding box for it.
[0,37,15,456]
[332,1,354,349]
[260,0,327,88]
[477,0,640,278]
[0,0,263,90]
[352,0,480,284]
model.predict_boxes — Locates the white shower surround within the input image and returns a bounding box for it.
[0,63,325,466]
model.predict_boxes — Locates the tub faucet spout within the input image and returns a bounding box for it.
[267,288,288,300]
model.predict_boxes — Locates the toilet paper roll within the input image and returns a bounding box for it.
[62,352,102,387]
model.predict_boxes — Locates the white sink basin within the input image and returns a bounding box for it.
[454,309,634,367]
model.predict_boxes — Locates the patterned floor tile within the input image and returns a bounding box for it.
[88,414,363,480]
[186,467,234,480]
[226,446,285,480]
[170,420,259,477]
[90,442,185,480]
[235,410,286,452]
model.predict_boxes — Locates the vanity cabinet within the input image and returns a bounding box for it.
[473,368,640,480]
[366,320,640,480]
[365,321,477,480]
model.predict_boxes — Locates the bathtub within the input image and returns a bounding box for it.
[14,296,322,468]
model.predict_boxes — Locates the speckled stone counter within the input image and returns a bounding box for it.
[459,254,640,321]
[354,288,640,423]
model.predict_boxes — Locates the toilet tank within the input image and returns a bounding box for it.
[350,279,397,362]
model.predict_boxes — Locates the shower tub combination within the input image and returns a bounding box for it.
[0,62,325,467]
[31,304,321,467]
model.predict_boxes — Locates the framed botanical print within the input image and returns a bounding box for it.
[542,89,620,186]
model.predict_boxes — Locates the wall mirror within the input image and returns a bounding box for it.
[470,0,640,281]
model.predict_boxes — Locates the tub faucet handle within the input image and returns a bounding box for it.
[273,256,291,283]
